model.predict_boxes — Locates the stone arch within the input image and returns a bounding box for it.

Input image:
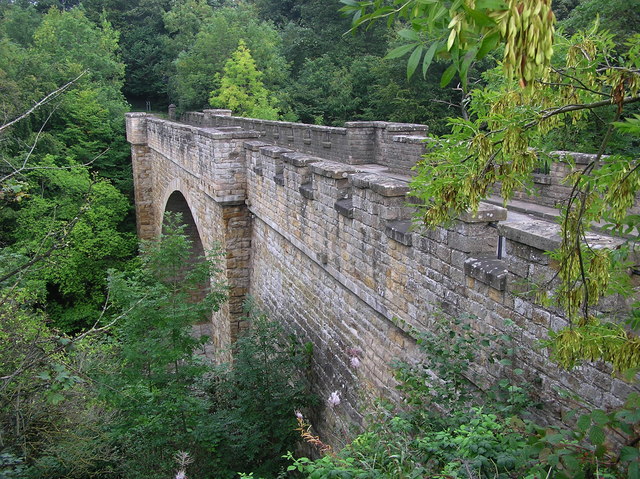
[163,189,206,264]
[161,189,218,355]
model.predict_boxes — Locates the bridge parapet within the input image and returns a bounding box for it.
[126,110,639,442]
[244,139,637,433]
[181,110,429,173]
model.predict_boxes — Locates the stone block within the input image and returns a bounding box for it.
[385,220,413,246]
[335,198,354,218]
[458,202,507,223]
[299,182,315,200]
[464,256,508,291]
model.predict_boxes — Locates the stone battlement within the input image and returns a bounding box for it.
[126,111,639,440]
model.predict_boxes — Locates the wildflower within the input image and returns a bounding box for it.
[327,390,341,408]
[295,410,303,420]
[175,472,186,479]
[350,356,361,368]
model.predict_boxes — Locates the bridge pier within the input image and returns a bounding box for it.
[126,112,260,354]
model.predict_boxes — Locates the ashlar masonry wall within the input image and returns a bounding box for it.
[127,111,639,444]
[243,141,639,438]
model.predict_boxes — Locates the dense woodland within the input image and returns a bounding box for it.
[1,0,640,478]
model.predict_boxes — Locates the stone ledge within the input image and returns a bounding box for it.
[260,145,292,158]
[203,109,232,116]
[200,128,260,140]
[551,150,607,166]
[344,121,379,128]
[299,182,314,200]
[499,220,626,253]
[532,173,552,185]
[214,194,246,206]
[386,123,429,133]
[244,140,270,151]
[385,220,413,246]
[392,135,429,145]
[311,161,358,179]
[458,202,507,223]
[274,174,285,186]
[349,173,410,197]
[464,256,508,291]
[335,198,354,218]
[282,152,323,167]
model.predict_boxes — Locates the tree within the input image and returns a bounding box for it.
[210,40,279,120]
[81,0,173,104]
[172,4,289,111]
[344,1,640,373]
[341,0,556,89]
[96,213,226,478]
[0,6,135,332]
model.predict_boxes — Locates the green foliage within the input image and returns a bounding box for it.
[193,302,315,478]
[288,317,640,479]
[341,0,556,89]
[81,0,173,103]
[407,23,640,371]
[95,217,313,478]
[5,161,135,331]
[94,213,226,478]
[173,4,289,111]
[210,40,279,120]
[561,0,640,47]
[0,5,135,331]
[163,0,214,57]
[289,316,532,478]
[0,257,118,479]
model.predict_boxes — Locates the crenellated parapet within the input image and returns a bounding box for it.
[127,109,639,441]
[243,139,638,431]
[182,109,429,172]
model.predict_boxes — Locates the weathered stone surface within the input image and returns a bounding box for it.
[128,110,639,449]
[335,198,354,218]
[464,257,508,291]
[459,202,507,223]
[385,220,413,246]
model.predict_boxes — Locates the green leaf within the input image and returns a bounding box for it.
[464,7,496,28]
[422,41,439,78]
[47,392,65,405]
[475,0,508,9]
[577,414,591,432]
[590,409,609,426]
[398,28,420,41]
[563,454,580,471]
[589,425,605,445]
[386,43,418,59]
[621,446,640,462]
[630,461,640,479]
[440,63,457,87]
[407,45,423,79]
[477,31,500,59]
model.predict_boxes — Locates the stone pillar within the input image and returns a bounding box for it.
[345,121,376,165]
[168,104,176,121]
[125,113,157,240]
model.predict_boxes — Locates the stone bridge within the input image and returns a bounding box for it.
[126,109,637,437]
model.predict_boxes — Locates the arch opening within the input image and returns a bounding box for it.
[162,191,213,345]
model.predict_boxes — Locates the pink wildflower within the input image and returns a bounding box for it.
[327,390,341,408]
